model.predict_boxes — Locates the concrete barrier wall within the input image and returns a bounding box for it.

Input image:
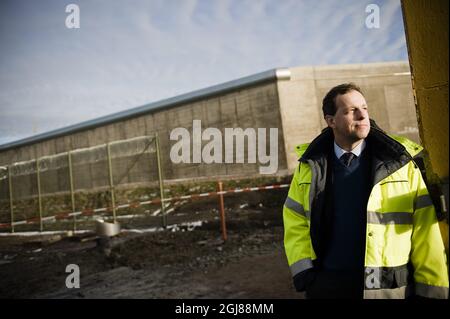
[0,82,286,200]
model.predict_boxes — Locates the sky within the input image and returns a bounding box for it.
[0,0,409,146]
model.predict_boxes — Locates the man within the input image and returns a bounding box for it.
[283,83,448,299]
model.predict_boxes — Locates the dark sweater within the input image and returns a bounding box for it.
[321,148,371,271]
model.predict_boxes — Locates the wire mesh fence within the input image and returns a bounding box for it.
[0,135,166,232]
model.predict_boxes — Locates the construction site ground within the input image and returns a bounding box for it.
[0,188,303,299]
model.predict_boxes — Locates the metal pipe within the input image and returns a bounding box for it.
[36,158,43,232]
[218,181,227,241]
[8,166,14,233]
[155,134,166,228]
[106,143,117,223]
[68,151,76,231]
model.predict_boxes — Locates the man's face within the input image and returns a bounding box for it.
[326,90,371,144]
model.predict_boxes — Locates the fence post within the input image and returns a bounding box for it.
[8,166,14,233]
[155,133,166,228]
[67,151,77,232]
[218,181,227,241]
[106,143,117,223]
[35,158,43,232]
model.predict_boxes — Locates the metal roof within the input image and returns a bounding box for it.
[0,68,291,152]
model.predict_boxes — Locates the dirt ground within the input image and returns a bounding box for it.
[0,189,304,299]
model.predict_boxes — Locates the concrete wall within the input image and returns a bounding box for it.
[278,61,418,171]
[0,82,287,200]
[139,82,287,180]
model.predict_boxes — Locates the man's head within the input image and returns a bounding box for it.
[322,83,370,149]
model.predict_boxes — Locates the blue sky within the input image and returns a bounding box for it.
[0,0,408,145]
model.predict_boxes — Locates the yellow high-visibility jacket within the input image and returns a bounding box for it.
[283,126,449,299]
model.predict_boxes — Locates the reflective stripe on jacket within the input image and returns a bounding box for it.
[283,126,449,299]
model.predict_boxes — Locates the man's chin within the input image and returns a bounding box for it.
[352,131,369,141]
[355,126,370,137]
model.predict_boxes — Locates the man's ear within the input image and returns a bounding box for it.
[324,115,335,128]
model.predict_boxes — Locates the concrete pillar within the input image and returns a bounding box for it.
[277,67,322,171]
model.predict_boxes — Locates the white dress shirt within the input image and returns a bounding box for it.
[334,140,366,159]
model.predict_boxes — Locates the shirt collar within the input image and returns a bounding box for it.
[334,140,366,159]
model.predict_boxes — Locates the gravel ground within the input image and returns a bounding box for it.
[0,189,303,299]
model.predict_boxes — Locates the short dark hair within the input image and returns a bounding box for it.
[322,83,364,117]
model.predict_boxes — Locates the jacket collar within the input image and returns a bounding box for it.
[299,120,412,164]
[299,120,414,186]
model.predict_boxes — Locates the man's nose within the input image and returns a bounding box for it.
[355,108,367,119]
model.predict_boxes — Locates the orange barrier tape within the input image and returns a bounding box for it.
[0,183,289,229]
